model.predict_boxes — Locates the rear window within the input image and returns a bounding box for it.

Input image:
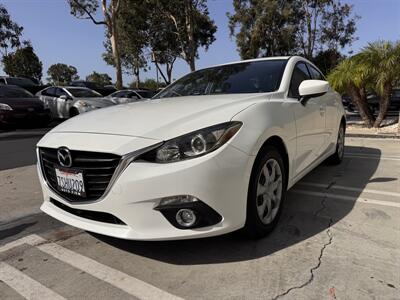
[6,77,36,86]
[0,86,34,98]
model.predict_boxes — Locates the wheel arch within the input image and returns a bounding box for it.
[252,135,289,187]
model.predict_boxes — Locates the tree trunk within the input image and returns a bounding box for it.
[185,0,196,72]
[373,82,391,128]
[110,19,122,90]
[134,69,140,88]
[349,86,375,128]
[166,63,173,84]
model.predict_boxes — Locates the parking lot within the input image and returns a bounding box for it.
[0,135,399,299]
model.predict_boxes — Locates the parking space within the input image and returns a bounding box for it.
[0,137,399,299]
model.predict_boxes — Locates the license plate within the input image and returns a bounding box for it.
[55,168,86,197]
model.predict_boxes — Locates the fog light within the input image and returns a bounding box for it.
[176,209,197,227]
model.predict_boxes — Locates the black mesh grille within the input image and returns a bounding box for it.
[39,147,121,202]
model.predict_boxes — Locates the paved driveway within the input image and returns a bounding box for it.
[0,137,399,299]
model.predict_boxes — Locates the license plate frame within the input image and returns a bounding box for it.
[55,167,86,197]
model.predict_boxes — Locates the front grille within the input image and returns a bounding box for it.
[39,147,121,202]
[50,198,126,225]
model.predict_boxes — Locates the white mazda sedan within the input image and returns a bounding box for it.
[37,56,345,240]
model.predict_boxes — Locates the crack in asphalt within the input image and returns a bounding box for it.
[271,181,336,300]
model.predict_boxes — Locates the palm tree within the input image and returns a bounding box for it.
[358,41,400,127]
[328,56,375,128]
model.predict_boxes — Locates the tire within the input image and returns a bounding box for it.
[69,108,79,118]
[328,122,345,165]
[243,145,287,239]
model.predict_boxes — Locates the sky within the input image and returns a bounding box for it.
[1,0,399,84]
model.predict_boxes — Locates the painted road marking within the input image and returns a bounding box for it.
[345,153,400,161]
[0,262,66,300]
[299,182,400,198]
[35,239,183,300]
[0,234,45,254]
[292,189,400,208]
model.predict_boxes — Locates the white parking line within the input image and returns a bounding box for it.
[35,239,183,300]
[0,262,66,300]
[0,234,45,254]
[291,189,400,208]
[345,153,400,161]
[299,182,400,198]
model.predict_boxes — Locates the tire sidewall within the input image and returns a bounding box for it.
[245,146,287,236]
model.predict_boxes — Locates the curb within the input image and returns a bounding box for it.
[346,133,400,139]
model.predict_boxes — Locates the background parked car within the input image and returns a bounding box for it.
[69,80,116,96]
[0,76,48,94]
[36,86,115,119]
[0,85,51,127]
[342,89,400,115]
[106,89,156,104]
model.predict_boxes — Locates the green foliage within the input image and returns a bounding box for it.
[0,4,24,56]
[86,71,112,86]
[47,63,79,86]
[2,44,43,82]
[328,41,400,127]
[129,78,166,90]
[312,49,345,76]
[228,0,300,58]
[228,0,359,60]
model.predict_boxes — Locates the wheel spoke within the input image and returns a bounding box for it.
[269,161,276,182]
[257,182,266,196]
[270,177,282,192]
[263,197,273,223]
[257,196,268,216]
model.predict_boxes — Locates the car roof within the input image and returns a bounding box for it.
[210,56,291,68]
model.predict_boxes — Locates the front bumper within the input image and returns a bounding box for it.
[38,135,252,240]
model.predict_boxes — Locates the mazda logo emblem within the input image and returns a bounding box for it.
[57,147,72,167]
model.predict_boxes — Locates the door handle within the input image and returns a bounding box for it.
[319,106,325,114]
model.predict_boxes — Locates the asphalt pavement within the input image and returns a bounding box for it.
[0,136,399,299]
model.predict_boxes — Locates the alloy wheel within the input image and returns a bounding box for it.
[256,158,283,225]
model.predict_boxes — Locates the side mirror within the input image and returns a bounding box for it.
[298,80,329,105]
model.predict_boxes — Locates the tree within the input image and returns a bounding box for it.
[68,0,123,89]
[47,63,79,85]
[358,41,400,127]
[0,4,23,57]
[228,0,301,59]
[86,71,112,85]
[312,48,344,75]
[298,0,359,59]
[158,0,217,71]
[148,5,181,84]
[328,56,374,127]
[2,43,43,82]
[228,0,358,60]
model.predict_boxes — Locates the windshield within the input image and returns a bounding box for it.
[0,86,34,98]
[66,88,102,98]
[137,91,155,98]
[156,60,287,99]
[7,77,36,86]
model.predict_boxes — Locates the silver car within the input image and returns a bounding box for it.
[107,89,155,104]
[36,86,115,119]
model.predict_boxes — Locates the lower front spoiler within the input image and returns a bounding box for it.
[40,200,242,241]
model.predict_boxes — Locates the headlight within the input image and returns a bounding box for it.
[0,103,13,111]
[139,122,242,163]
[77,101,95,109]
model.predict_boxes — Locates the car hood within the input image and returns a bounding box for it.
[74,97,115,107]
[51,94,267,140]
[0,97,44,109]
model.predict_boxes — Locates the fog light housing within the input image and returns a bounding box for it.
[153,195,222,229]
[176,209,197,227]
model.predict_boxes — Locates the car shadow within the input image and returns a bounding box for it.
[92,145,381,265]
